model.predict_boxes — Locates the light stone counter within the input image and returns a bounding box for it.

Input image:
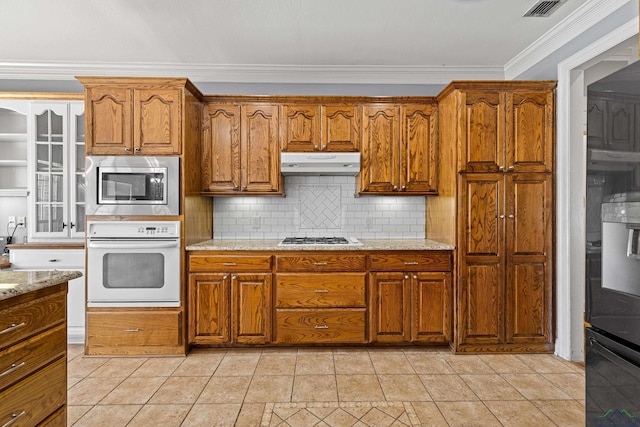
[0,270,83,302]
[186,239,454,251]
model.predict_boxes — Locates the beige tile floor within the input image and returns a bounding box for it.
[66,345,585,426]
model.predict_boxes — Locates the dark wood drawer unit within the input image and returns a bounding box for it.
[369,251,452,272]
[276,273,366,307]
[0,292,66,348]
[86,310,182,355]
[189,255,272,272]
[275,309,366,344]
[276,254,366,272]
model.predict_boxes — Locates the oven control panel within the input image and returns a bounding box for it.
[87,221,180,239]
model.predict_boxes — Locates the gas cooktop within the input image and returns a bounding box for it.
[278,237,362,246]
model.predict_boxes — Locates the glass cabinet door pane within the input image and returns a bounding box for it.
[36,205,49,232]
[36,144,49,172]
[51,206,64,231]
[36,174,50,202]
[51,112,63,142]
[51,144,63,172]
[51,174,63,202]
[36,112,48,142]
[75,207,85,233]
[75,114,85,142]
[76,175,85,203]
[75,145,84,173]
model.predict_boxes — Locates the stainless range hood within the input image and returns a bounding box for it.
[280,152,361,176]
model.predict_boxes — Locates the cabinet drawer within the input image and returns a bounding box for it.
[87,311,181,348]
[276,254,366,272]
[189,255,272,272]
[369,251,452,272]
[276,273,366,307]
[0,357,66,427]
[275,309,366,344]
[0,324,65,392]
[0,292,66,350]
[10,249,84,269]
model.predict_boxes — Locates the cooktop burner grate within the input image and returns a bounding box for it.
[279,237,360,245]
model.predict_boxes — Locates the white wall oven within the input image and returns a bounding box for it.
[85,156,179,216]
[86,220,181,307]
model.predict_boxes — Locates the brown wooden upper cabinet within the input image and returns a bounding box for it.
[359,103,438,195]
[281,104,360,152]
[202,103,282,195]
[459,90,554,173]
[79,77,199,156]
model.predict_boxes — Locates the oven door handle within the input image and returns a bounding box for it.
[88,241,179,250]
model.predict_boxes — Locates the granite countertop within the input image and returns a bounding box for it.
[0,270,83,302]
[186,239,455,251]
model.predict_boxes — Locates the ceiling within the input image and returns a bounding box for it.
[0,0,598,87]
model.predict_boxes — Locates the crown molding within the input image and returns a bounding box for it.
[0,62,505,85]
[504,0,633,79]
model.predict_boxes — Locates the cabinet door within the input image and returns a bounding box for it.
[69,102,85,238]
[460,91,504,172]
[30,103,69,239]
[607,101,635,151]
[586,98,605,148]
[202,104,241,192]
[241,104,281,193]
[411,272,451,343]
[401,104,438,193]
[188,273,230,344]
[370,272,410,342]
[133,88,181,155]
[507,90,554,172]
[322,104,360,151]
[360,105,400,193]
[232,273,272,344]
[281,105,320,152]
[85,86,132,155]
[505,173,553,344]
[458,173,505,345]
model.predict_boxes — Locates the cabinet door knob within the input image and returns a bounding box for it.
[508,165,514,171]
[404,275,409,279]
[124,147,131,152]
[134,147,141,152]
[499,215,505,219]
[401,186,406,190]
[393,186,398,191]
[499,165,505,171]
[508,214,514,218]
[413,275,418,279]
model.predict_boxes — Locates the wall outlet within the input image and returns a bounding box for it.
[251,216,261,229]
[366,216,373,229]
[8,216,15,226]
[16,217,25,228]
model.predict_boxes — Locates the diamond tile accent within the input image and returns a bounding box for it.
[300,185,341,229]
[263,402,420,426]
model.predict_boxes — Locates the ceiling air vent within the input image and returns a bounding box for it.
[523,0,566,17]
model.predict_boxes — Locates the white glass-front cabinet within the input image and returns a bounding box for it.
[29,102,85,241]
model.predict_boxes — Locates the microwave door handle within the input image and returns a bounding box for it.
[88,241,179,250]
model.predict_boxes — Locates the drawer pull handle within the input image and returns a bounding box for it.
[314,325,329,329]
[404,262,419,265]
[0,322,25,335]
[314,262,328,266]
[0,361,25,378]
[314,289,329,293]
[223,262,237,266]
[3,411,26,427]
[49,259,59,262]
[124,328,140,333]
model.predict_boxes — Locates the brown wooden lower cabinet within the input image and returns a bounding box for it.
[0,283,68,427]
[85,309,184,355]
[275,308,366,344]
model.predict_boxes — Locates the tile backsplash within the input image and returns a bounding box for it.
[213,176,425,239]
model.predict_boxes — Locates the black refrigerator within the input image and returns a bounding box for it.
[585,59,640,427]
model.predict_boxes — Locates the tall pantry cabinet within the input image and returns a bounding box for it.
[431,82,555,353]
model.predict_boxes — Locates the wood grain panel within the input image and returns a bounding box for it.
[188,273,230,344]
[86,311,181,348]
[202,104,240,192]
[462,174,502,256]
[462,91,503,172]
[276,254,366,272]
[275,273,366,307]
[0,292,65,349]
[412,272,451,343]
[189,254,272,272]
[281,104,320,151]
[84,86,131,155]
[0,357,66,427]
[370,272,409,342]
[509,91,554,172]
[507,263,548,342]
[360,104,400,193]
[275,309,366,344]
[322,104,360,151]
[459,263,503,344]
[241,104,280,193]
[369,251,451,272]
[134,88,181,154]
[232,273,271,344]
[402,104,438,193]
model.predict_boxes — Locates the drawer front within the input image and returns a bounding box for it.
[276,273,366,307]
[369,251,452,272]
[275,309,366,344]
[0,292,66,350]
[276,254,366,272]
[10,249,84,269]
[0,324,65,392]
[189,255,272,272]
[87,311,181,348]
[0,357,66,427]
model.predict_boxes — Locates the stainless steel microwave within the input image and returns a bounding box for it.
[85,156,179,216]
